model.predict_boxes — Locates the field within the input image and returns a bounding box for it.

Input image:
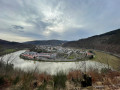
[0,49,16,56]
[92,51,120,70]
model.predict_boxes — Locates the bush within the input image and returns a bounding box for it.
[0,76,5,85]
[67,70,82,83]
[101,68,111,74]
[53,72,67,89]
[38,83,47,90]
[13,76,20,85]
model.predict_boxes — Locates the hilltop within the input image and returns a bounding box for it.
[24,40,68,46]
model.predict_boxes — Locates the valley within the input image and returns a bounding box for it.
[20,46,94,62]
[0,29,120,89]
[1,0,120,89]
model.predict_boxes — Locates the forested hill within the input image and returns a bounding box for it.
[63,29,120,55]
[0,39,32,56]
[0,39,31,49]
[24,40,68,46]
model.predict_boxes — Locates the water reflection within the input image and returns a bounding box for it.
[1,50,108,75]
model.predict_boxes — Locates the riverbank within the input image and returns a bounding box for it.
[19,49,93,62]
[1,50,110,75]
[0,58,120,90]
[20,55,87,62]
[92,50,120,70]
[0,50,120,89]
[0,49,17,56]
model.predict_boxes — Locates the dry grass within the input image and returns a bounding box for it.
[67,70,82,81]
[0,52,120,89]
[93,51,120,70]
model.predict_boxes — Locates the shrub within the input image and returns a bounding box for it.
[0,76,5,85]
[87,69,102,83]
[12,76,20,85]
[53,72,67,89]
[67,70,82,82]
[38,83,47,90]
[101,68,111,74]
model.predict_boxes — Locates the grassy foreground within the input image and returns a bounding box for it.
[1,58,120,90]
[0,49,120,89]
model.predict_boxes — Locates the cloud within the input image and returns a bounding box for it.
[12,25,24,31]
[0,0,120,42]
[0,33,33,42]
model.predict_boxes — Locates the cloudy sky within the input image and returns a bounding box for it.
[0,0,120,42]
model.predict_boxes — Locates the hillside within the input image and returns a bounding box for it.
[63,29,120,55]
[0,39,32,56]
[0,39,32,49]
[24,40,68,46]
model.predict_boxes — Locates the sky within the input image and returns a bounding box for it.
[0,0,120,42]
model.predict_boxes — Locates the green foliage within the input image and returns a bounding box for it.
[53,72,67,89]
[101,68,111,74]
[20,73,34,90]
[67,55,75,59]
[88,55,94,59]
[30,46,48,53]
[68,53,76,59]
[0,76,5,85]
[25,40,67,46]
[5,49,16,53]
[0,49,16,56]
[5,63,14,72]
[13,76,20,85]
[38,83,47,90]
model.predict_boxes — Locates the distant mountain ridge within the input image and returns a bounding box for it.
[24,40,68,46]
[63,29,120,55]
[0,39,31,49]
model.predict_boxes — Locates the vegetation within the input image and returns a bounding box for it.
[24,40,68,46]
[63,29,120,55]
[0,58,120,90]
[93,51,120,70]
[0,38,120,89]
[0,49,16,56]
[67,53,76,59]
[0,39,33,56]
[30,46,48,53]
[53,72,67,89]
[101,68,112,74]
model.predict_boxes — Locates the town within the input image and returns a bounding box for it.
[20,45,94,61]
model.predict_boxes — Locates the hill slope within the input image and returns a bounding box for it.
[0,39,32,56]
[63,29,120,55]
[0,39,32,50]
[24,40,68,46]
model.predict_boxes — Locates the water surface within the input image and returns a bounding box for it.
[1,50,108,75]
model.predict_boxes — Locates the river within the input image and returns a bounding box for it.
[0,50,109,75]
